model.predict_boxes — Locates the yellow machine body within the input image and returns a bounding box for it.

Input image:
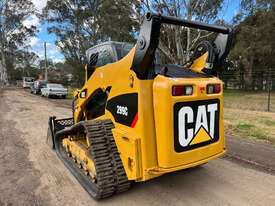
[48,13,233,199]
[71,46,226,182]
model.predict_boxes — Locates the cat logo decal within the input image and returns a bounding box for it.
[174,99,220,152]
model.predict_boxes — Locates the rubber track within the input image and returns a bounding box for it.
[55,119,131,199]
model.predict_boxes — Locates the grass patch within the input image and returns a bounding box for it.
[250,131,266,139]
[236,123,254,130]
[224,108,275,144]
[236,123,256,137]
[66,89,74,99]
[223,90,246,98]
[223,90,275,145]
[263,120,275,126]
[223,90,275,112]
[232,122,270,142]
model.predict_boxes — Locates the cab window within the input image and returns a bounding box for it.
[87,44,115,68]
[115,43,134,60]
[97,46,114,67]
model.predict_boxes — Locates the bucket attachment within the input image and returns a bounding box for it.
[46,116,74,149]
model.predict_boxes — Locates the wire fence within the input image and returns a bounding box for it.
[220,68,275,113]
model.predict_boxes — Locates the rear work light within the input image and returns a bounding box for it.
[172,86,193,96]
[207,84,221,94]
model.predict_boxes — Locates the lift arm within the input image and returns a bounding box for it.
[131,13,233,79]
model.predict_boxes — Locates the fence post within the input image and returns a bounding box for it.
[267,68,271,112]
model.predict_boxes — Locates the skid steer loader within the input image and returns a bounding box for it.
[47,13,233,199]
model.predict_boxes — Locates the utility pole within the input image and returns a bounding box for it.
[44,42,48,81]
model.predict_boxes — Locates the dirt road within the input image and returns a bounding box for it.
[1,88,275,206]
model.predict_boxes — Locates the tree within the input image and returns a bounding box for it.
[42,0,110,89]
[99,0,140,43]
[42,0,102,67]
[54,62,74,86]
[0,0,37,84]
[230,2,274,90]
[39,59,55,70]
[6,51,40,82]
[139,0,225,64]
[55,62,73,74]
[42,0,141,87]
[43,0,141,64]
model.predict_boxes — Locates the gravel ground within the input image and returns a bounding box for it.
[0,88,275,206]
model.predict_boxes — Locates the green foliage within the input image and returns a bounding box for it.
[228,4,275,91]
[237,123,266,139]
[0,0,38,84]
[39,59,54,70]
[6,50,40,82]
[99,0,140,43]
[250,130,266,139]
[42,0,140,87]
[6,60,23,81]
[71,63,85,88]
[237,123,254,130]
[46,61,75,86]
[42,0,140,56]
[66,89,74,99]
[263,120,275,126]
[42,0,101,66]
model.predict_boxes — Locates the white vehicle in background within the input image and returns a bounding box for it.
[22,77,35,88]
[41,83,68,99]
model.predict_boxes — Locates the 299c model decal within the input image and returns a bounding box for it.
[174,99,220,152]
[106,93,138,127]
[116,105,128,116]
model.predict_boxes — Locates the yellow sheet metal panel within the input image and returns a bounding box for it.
[74,46,137,123]
[136,80,159,181]
[153,75,225,168]
[106,80,160,181]
[147,150,226,175]
[190,52,208,73]
[112,128,142,180]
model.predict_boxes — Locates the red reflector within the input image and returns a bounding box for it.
[172,86,184,96]
[200,87,205,91]
[213,85,221,93]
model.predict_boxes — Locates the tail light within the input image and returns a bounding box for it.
[172,86,193,96]
[207,84,221,94]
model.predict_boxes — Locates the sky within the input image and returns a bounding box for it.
[24,0,64,64]
[24,0,241,65]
